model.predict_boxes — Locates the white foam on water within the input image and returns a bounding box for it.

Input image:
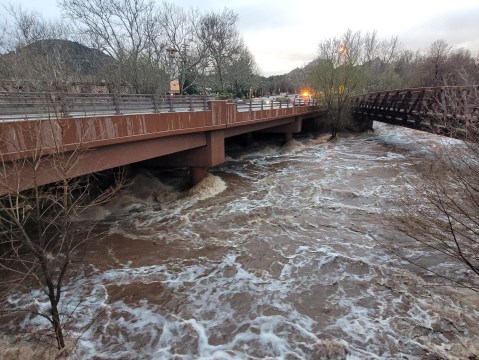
[187,173,227,202]
[281,138,306,152]
[236,144,281,160]
[85,172,227,227]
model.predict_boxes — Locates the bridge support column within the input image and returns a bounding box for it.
[149,129,225,187]
[242,133,253,146]
[259,117,301,143]
[190,167,208,187]
[352,116,373,132]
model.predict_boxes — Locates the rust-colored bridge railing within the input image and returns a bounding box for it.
[353,86,479,137]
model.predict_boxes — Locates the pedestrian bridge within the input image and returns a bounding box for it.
[353,86,479,139]
[0,93,322,194]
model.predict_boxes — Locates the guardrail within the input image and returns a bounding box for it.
[231,97,317,112]
[0,92,212,120]
[0,92,319,121]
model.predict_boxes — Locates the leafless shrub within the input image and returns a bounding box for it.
[0,115,123,351]
[388,86,479,291]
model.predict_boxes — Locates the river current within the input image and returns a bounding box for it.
[5,122,479,359]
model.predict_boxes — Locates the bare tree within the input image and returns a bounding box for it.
[309,29,368,135]
[60,0,166,93]
[157,2,208,94]
[197,8,243,94]
[444,48,478,86]
[0,116,122,350]
[0,18,7,78]
[2,4,70,50]
[0,16,7,52]
[392,48,423,88]
[0,4,78,89]
[223,46,257,97]
[361,31,402,91]
[389,86,479,291]
[422,40,452,86]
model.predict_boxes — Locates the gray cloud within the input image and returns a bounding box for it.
[237,5,298,31]
[399,6,479,53]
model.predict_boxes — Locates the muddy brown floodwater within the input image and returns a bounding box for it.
[4,122,479,359]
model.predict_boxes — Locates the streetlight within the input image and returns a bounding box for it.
[166,48,179,95]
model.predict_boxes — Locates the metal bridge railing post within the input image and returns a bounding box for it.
[189,96,194,112]
[58,93,69,117]
[113,93,121,114]
[153,94,159,113]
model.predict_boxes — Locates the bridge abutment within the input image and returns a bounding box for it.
[148,130,225,185]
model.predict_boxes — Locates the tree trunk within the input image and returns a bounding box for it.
[51,302,66,349]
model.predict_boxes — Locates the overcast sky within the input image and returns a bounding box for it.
[2,0,479,76]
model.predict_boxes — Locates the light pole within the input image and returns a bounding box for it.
[166,48,179,95]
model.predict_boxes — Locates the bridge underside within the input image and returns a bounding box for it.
[354,108,424,129]
[353,108,474,138]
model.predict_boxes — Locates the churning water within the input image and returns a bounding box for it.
[5,122,479,359]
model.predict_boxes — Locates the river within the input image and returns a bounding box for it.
[5,122,479,359]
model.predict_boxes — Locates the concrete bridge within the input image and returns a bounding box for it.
[0,92,322,195]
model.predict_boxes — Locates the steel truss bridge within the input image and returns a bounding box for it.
[353,86,479,138]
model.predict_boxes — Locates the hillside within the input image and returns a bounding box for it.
[0,39,113,87]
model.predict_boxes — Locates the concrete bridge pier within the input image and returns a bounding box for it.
[242,133,253,146]
[259,117,302,144]
[352,114,374,132]
[151,130,225,186]
[190,167,208,186]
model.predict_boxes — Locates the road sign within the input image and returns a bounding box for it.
[170,79,180,94]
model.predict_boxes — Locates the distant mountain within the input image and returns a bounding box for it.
[1,39,114,81]
[285,58,323,78]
